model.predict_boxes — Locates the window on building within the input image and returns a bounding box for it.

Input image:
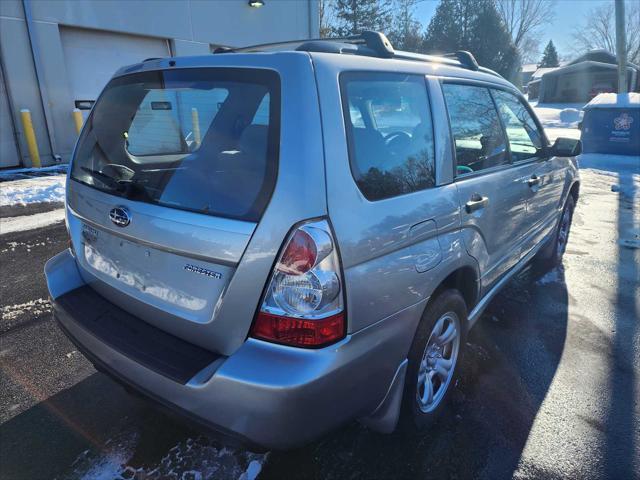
[492,89,544,162]
[127,88,229,156]
[341,73,435,201]
[442,83,508,176]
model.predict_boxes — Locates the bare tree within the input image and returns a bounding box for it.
[572,3,640,64]
[495,0,556,63]
[388,0,424,52]
[319,0,337,38]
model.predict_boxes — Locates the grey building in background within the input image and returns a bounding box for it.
[0,0,319,168]
[529,51,640,104]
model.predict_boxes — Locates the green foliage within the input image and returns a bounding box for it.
[423,0,519,79]
[539,40,560,67]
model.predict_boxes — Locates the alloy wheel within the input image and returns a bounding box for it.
[416,312,461,413]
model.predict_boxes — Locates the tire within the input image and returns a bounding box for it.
[399,289,467,431]
[532,195,575,276]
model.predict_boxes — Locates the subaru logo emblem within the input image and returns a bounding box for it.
[109,206,131,227]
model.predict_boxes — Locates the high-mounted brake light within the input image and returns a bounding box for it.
[251,220,345,348]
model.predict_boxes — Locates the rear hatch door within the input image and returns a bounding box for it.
[67,64,281,355]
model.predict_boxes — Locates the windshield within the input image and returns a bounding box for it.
[71,68,280,221]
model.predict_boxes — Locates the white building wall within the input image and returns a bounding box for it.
[0,0,319,167]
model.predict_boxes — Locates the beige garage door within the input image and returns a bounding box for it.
[60,27,170,113]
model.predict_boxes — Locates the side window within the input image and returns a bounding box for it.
[442,84,508,176]
[492,89,544,162]
[342,73,435,201]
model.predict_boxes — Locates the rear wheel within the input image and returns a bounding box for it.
[400,289,467,431]
[532,195,575,275]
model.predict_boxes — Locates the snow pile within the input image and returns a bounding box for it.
[0,209,65,235]
[0,175,66,206]
[531,102,584,141]
[584,92,640,110]
[559,108,581,124]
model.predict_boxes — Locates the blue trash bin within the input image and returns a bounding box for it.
[581,93,640,155]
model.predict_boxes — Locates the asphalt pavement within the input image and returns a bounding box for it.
[0,168,638,480]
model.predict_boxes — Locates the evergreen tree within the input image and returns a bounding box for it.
[539,40,560,67]
[330,0,393,37]
[423,0,519,79]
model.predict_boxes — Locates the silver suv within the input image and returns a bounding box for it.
[46,32,580,449]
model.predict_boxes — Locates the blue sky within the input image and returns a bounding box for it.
[414,0,612,61]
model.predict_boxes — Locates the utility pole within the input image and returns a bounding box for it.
[615,0,627,93]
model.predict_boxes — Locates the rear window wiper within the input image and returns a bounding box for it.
[118,178,154,202]
[81,167,121,190]
[80,167,152,201]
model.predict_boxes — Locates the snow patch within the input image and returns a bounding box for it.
[1,298,51,321]
[65,432,140,480]
[64,434,267,480]
[0,209,65,235]
[0,175,66,206]
[0,238,51,254]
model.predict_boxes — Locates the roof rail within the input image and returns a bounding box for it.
[443,51,479,71]
[214,31,500,78]
[215,31,394,58]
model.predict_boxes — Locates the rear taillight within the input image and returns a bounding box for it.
[251,219,345,348]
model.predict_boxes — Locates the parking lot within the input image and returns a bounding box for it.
[0,162,637,480]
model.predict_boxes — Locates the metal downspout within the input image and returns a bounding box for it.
[0,51,25,165]
[308,0,314,38]
[21,0,59,163]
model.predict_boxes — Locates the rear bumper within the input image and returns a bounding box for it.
[46,249,421,449]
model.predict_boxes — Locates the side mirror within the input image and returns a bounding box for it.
[549,137,582,157]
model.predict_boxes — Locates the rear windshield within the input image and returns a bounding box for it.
[71,68,280,221]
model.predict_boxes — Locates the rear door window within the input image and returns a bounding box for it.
[341,72,435,201]
[492,89,544,162]
[442,83,508,176]
[71,68,280,221]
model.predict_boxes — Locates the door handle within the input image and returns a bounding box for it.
[527,175,541,187]
[465,195,489,213]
